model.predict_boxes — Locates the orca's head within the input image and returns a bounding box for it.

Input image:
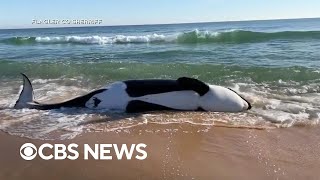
[227,88,252,110]
[199,85,252,112]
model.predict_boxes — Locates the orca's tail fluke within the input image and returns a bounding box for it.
[14,73,34,109]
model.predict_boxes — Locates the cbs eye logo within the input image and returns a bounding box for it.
[20,143,37,160]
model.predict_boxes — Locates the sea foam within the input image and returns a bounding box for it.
[35,34,169,44]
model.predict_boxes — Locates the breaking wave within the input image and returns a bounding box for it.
[2,29,320,45]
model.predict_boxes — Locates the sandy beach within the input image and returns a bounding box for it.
[1,123,320,180]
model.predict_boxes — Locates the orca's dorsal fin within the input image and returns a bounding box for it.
[177,77,210,96]
[14,73,34,108]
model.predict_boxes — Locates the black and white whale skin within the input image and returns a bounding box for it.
[14,74,251,113]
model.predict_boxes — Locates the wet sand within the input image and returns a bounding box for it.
[1,123,320,180]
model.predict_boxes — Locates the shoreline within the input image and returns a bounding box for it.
[1,123,320,180]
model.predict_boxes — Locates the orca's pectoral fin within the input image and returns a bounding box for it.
[14,73,34,109]
[177,77,210,96]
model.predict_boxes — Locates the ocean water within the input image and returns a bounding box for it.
[1,18,320,140]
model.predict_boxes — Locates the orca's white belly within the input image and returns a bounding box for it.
[135,91,200,110]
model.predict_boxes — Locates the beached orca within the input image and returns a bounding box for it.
[14,73,251,113]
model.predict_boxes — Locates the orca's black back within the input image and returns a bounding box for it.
[124,79,183,97]
[124,77,210,97]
